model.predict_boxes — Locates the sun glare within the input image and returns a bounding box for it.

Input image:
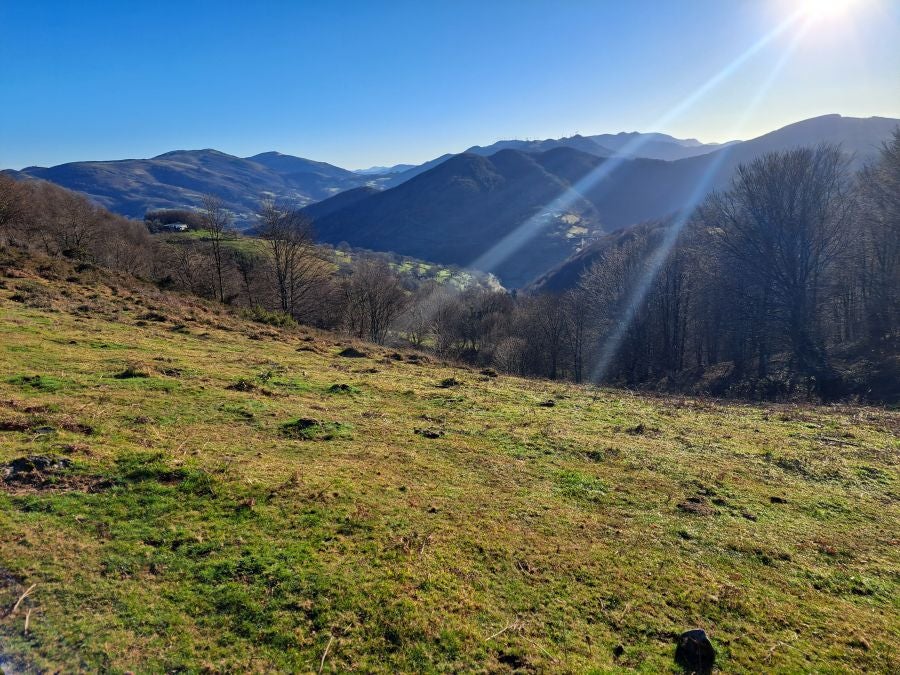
[800,0,863,20]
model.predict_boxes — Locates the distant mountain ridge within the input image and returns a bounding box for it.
[462,132,739,162]
[4,149,386,225]
[0,128,761,223]
[307,115,899,287]
[354,164,416,175]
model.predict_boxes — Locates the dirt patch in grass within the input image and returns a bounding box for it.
[678,496,717,516]
[337,347,367,358]
[0,418,93,436]
[280,418,351,440]
[0,420,31,432]
[226,378,258,392]
[138,311,168,322]
[0,456,107,494]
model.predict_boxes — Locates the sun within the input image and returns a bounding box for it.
[799,0,863,20]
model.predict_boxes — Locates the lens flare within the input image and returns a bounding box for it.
[800,0,862,20]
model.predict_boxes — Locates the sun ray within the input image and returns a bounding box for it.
[468,8,807,277]
[587,17,814,383]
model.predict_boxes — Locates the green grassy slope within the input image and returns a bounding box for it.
[0,254,898,673]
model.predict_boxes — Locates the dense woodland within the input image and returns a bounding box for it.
[1,134,897,401]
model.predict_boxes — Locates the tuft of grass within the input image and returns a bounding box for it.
[7,374,66,392]
[326,383,359,395]
[114,363,152,379]
[555,469,607,503]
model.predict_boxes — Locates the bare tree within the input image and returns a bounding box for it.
[563,287,591,383]
[531,294,568,379]
[200,194,234,302]
[856,129,900,342]
[231,248,264,307]
[0,174,26,233]
[35,187,103,259]
[704,145,853,384]
[257,198,327,320]
[342,261,408,344]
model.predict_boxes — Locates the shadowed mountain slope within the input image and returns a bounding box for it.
[310,115,898,287]
[311,149,601,286]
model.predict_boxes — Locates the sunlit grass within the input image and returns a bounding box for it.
[0,258,897,672]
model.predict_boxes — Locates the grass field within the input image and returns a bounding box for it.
[0,255,898,673]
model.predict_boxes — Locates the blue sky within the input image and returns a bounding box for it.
[1,0,897,170]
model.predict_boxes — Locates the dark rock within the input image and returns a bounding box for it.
[770,495,788,504]
[674,628,715,674]
[479,368,498,378]
[328,383,353,393]
[415,428,444,439]
[613,644,625,658]
[538,399,556,407]
[12,456,70,472]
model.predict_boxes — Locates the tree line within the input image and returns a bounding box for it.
[1,132,897,401]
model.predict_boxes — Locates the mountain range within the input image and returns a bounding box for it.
[5,114,897,286]
[0,129,744,222]
[4,150,386,223]
[306,115,899,286]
